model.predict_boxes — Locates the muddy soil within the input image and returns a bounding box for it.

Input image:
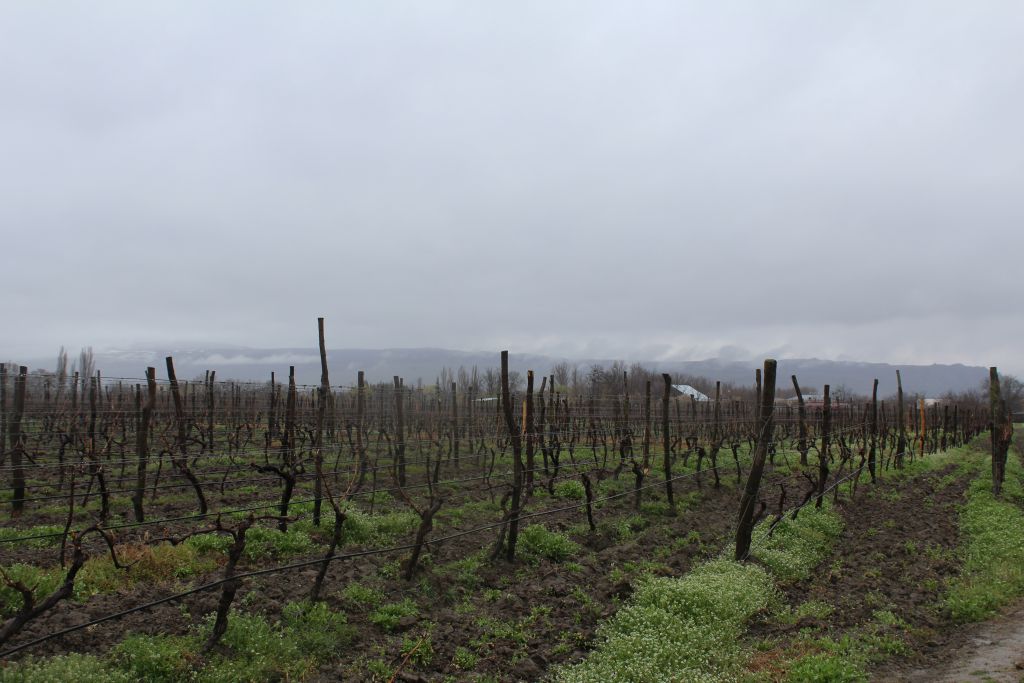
[3,468,757,682]
[881,600,1024,682]
[748,465,971,680]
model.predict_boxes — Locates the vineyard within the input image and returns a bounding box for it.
[0,324,1017,682]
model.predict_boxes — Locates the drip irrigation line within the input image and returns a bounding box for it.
[0,423,893,544]
[0,429,871,511]
[3,420,868,484]
[4,473,321,505]
[0,419,873,474]
[0,433,575,475]
[740,460,873,561]
[6,449,609,507]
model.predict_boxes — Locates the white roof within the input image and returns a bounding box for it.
[672,385,710,401]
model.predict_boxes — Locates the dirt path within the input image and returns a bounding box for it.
[881,602,1024,682]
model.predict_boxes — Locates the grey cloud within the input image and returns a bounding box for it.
[1,1,1021,375]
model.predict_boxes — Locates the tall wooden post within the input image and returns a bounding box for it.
[206,371,216,456]
[525,372,535,495]
[712,381,722,453]
[394,376,406,486]
[868,379,878,483]
[500,351,524,561]
[792,375,808,467]
[918,398,927,456]
[9,366,27,516]
[132,367,156,522]
[896,370,906,468]
[0,363,7,468]
[643,380,652,467]
[355,370,367,489]
[451,382,460,470]
[990,367,1011,495]
[661,374,675,514]
[166,356,208,514]
[314,317,330,526]
[816,385,831,508]
[735,359,777,561]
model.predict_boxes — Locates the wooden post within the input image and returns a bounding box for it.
[525,372,535,496]
[642,380,652,468]
[918,397,926,457]
[9,366,27,516]
[166,356,207,514]
[621,371,632,470]
[394,376,406,486]
[466,382,475,461]
[206,370,216,456]
[549,374,559,481]
[451,381,460,470]
[500,351,524,561]
[896,370,906,469]
[868,379,878,483]
[661,374,675,514]
[792,375,808,467]
[990,367,1011,495]
[536,376,548,477]
[315,317,330,526]
[712,381,722,455]
[0,363,7,468]
[132,367,156,522]
[87,374,110,521]
[267,371,276,456]
[284,365,297,461]
[355,370,367,489]
[941,404,949,451]
[816,385,831,508]
[735,359,777,561]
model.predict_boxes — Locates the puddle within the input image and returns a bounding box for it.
[893,604,1024,682]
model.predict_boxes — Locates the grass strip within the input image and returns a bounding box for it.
[767,438,1014,681]
[553,504,842,683]
[945,439,1024,622]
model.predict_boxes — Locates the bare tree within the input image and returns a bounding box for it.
[55,347,68,399]
[76,347,95,384]
[507,370,524,393]
[482,368,500,397]
[551,361,573,389]
[996,374,1023,415]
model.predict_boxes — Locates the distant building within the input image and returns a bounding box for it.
[671,384,710,401]
[786,393,827,408]
[795,393,825,403]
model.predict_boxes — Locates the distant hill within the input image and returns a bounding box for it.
[13,346,988,398]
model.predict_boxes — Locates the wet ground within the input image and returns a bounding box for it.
[890,601,1024,682]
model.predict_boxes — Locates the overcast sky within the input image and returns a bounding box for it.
[2,2,1022,373]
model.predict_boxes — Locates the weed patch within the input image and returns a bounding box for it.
[555,502,842,682]
[518,524,579,563]
[945,456,1024,621]
[1,601,354,683]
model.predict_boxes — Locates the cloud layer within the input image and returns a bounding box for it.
[2,2,1021,373]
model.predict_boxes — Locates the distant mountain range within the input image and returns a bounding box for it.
[13,346,988,398]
